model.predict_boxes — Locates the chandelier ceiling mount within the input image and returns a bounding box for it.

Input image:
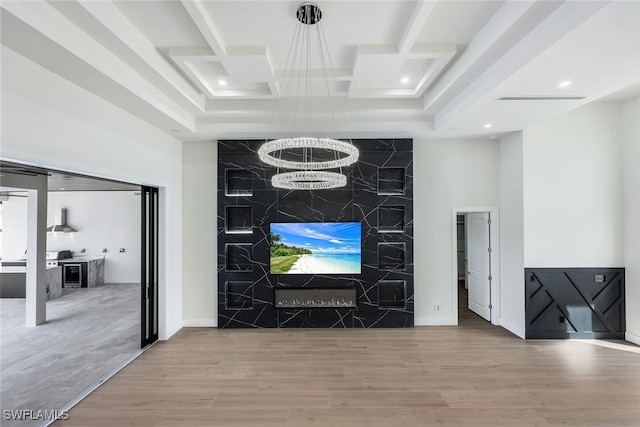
[297,2,322,25]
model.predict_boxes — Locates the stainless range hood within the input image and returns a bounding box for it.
[47,208,78,233]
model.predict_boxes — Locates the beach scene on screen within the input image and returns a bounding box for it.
[269,222,361,274]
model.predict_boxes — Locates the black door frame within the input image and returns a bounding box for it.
[141,186,159,347]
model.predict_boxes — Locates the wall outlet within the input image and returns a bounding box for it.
[435,304,440,311]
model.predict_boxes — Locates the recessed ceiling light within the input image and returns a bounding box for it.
[401,77,410,84]
[558,80,572,88]
[218,79,227,86]
[60,187,65,190]
[483,123,493,129]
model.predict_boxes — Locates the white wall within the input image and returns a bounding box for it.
[523,102,624,267]
[498,132,525,337]
[414,139,499,325]
[182,142,218,326]
[1,47,183,339]
[1,192,141,283]
[0,195,28,260]
[622,96,640,344]
[48,192,141,283]
[181,139,501,327]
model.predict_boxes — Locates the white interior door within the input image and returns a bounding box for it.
[467,212,491,321]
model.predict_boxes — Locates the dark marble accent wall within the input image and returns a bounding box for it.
[218,139,414,328]
[525,268,625,339]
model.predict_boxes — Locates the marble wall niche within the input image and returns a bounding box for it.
[218,139,414,328]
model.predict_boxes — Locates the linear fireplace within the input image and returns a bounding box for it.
[274,288,357,309]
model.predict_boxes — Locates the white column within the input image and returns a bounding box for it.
[25,188,47,326]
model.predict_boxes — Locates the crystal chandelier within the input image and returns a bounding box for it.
[259,2,359,190]
[271,170,347,190]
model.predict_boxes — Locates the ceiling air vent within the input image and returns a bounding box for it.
[497,96,586,101]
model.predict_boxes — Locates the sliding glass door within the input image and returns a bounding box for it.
[140,186,158,347]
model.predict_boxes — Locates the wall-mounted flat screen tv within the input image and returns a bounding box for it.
[269,222,361,275]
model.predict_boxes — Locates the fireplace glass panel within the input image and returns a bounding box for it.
[275,288,357,309]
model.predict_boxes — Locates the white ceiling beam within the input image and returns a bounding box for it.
[203,97,425,113]
[168,48,219,98]
[1,1,195,131]
[181,0,226,57]
[169,5,278,100]
[411,43,457,98]
[422,0,538,113]
[432,0,610,129]
[74,0,206,112]
[398,0,437,56]
[192,117,434,140]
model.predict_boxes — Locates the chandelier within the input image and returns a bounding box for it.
[258,2,359,190]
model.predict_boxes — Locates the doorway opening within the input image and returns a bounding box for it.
[0,160,159,419]
[452,208,500,326]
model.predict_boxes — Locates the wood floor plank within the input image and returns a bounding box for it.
[536,407,640,426]
[330,390,448,408]
[156,408,289,427]
[411,408,551,426]
[212,391,331,409]
[287,408,419,426]
[257,376,366,392]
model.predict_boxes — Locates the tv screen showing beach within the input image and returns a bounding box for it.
[269,222,361,274]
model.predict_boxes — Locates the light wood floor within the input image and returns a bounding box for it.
[53,288,640,427]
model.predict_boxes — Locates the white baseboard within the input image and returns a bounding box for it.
[626,332,640,346]
[499,319,525,339]
[183,318,217,327]
[160,324,183,341]
[415,317,457,326]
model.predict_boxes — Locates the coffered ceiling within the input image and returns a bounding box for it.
[1,1,639,141]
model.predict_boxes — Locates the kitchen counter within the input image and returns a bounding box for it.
[2,255,105,266]
[58,256,105,288]
[0,265,62,299]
